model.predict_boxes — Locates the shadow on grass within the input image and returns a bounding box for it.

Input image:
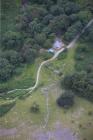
[0,101,16,117]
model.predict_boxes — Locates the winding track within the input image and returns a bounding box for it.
[0,19,93,137]
[6,19,93,95]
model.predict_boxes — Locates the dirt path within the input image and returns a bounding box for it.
[5,19,93,96]
[24,18,93,96]
[41,91,50,129]
[0,19,93,138]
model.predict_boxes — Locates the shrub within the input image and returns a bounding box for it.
[64,21,83,41]
[30,102,40,113]
[75,54,84,61]
[77,10,92,25]
[64,2,80,15]
[50,5,64,16]
[78,124,83,128]
[21,45,37,63]
[44,39,52,49]
[41,52,53,60]
[49,15,70,33]
[42,14,54,25]
[35,33,46,46]
[62,71,93,102]
[2,31,23,50]
[0,58,13,82]
[88,111,93,116]
[4,50,22,65]
[76,44,90,53]
[58,48,68,60]
[57,90,74,108]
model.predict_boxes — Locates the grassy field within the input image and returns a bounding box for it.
[0,58,42,98]
[0,42,93,140]
[0,0,93,139]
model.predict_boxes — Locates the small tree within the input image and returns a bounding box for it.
[30,102,40,113]
[0,58,13,82]
[50,5,63,16]
[64,21,83,41]
[41,52,53,60]
[44,39,52,49]
[4,50,22,65]
[78,10,92,25]
[2,31,23,49]
[64,2,80,15]
[21,44,37,63]
[35,33,46,45]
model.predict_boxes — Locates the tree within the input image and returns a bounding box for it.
[50,5,64,16]
[0,58,13,82]
[77,10,92,25]
[29,19,43,36]
[82,24,93,42]
[29,0,44,4]
[42,26,52,36]
[57,90,74,108]
[69,14,78,23]
[29,0,54,6]
[41,52,53,60]
[2,31,23,49]
[64,2,80,15]
[21,45,37,63]
[44,39,52,49]
[62,71,93,102]
[4,50,22,65]
[58,48,68,60]
[42,14,54,25]
[24,38,35,46]
[35,33,46,46]
[49,15,70,33]
[30,102,40,113]
[27,5,48,19]
[64,21,83,41]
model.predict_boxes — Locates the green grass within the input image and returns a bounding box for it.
[0,90,46,127]
[51,46,76,75]
[0,84,93,140]
[0,58,41,96]
[0,42,93,140]
[0,0,93,139]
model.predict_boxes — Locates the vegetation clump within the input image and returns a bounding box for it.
[1,0,92,83]
[61,25,93,102]
[57,90,74,108]
[30,102,40,113]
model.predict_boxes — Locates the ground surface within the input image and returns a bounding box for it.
[0,45,93,140]
[1,1,93,139]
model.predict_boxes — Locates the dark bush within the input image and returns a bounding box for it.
[62,71,93,102]
[2,31,23,50]
[30,102,40,113]
[0,58,13,82]
[57,90,74,108]
[58,48,68,60]
[41,51,53,60]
